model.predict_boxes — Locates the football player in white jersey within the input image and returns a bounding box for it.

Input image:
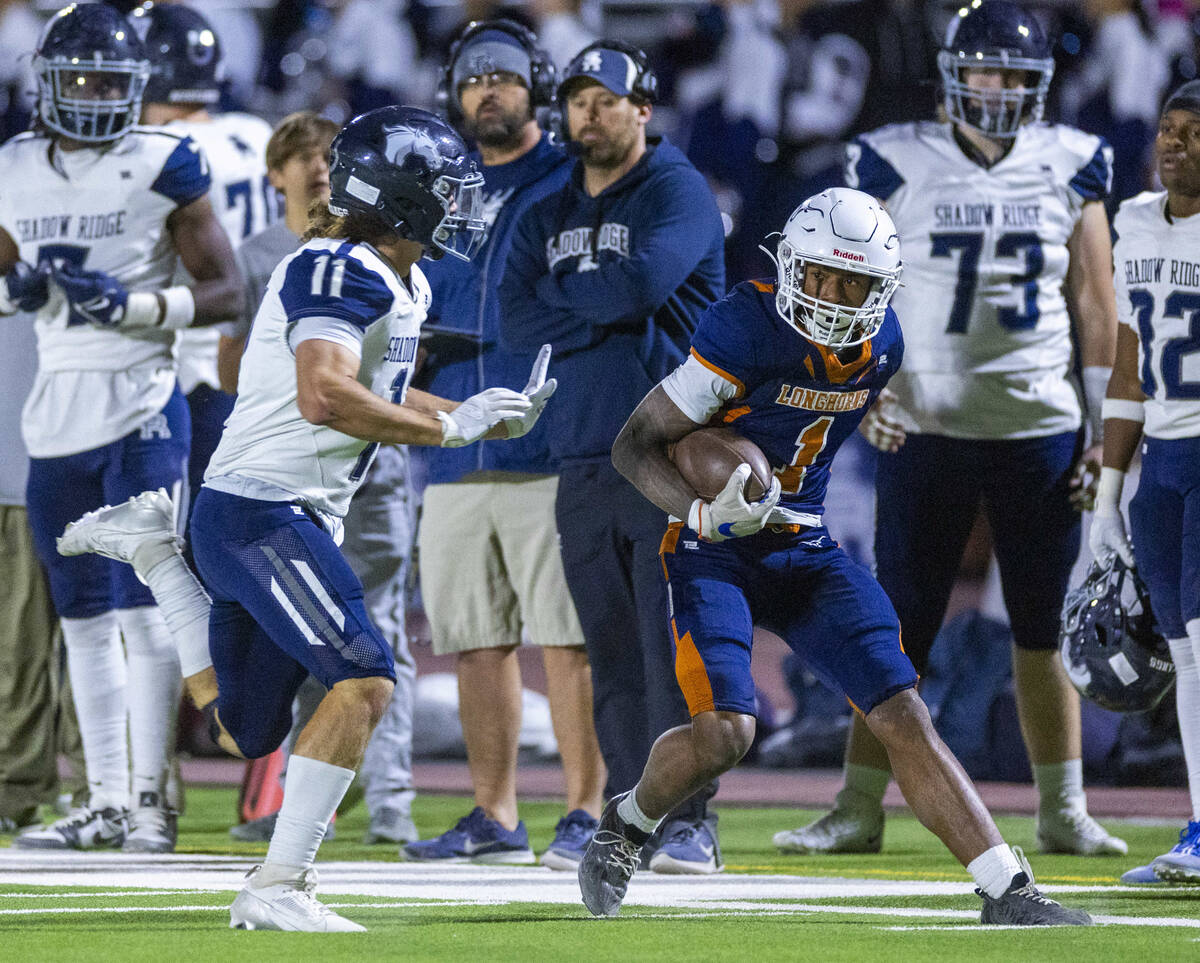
[775,0,1126,857]
[0,3,241,854]
[1093,80,1200,884]
[132,2,273,516]
[57,105,556,932]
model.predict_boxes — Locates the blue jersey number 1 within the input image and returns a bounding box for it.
[348,370,408,482]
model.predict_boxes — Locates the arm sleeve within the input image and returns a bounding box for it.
[531,170,723,327]
[287,316,366,356]
[661,353,741,424]
[499,204,595,355]
[150,136,212,207]
[1068,140,1114,202]
[278,249,394,330]
[844,136,904,202]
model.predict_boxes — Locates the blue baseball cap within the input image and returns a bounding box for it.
[561,45,645,100]
[451,29,532,91]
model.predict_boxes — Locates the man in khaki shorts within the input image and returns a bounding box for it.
[403,20,604,868]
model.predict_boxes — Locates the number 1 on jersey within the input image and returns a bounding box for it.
[776,416,834,494]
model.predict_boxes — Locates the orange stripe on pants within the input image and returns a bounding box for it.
[672,622,715,716]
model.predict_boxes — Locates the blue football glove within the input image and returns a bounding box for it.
[0,261,50,314]
[50,263,129,328]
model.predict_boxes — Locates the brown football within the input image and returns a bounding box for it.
[672,427,774,501]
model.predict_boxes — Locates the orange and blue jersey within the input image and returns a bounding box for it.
[667,278,903,519]
[658,279,916,719]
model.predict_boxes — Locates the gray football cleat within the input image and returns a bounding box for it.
[772,804,884,854]
[1036,807,1127,855]
[123,792,176,854]
[578,794,646,917]
[978,849,1093,926]
[363,804,418,846]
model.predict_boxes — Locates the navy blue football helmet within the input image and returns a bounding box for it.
[328,106,485,262]
[34,3,151,143]
[938,0,1054,139]
[129,2,224,106]
[1059,556,1175,714]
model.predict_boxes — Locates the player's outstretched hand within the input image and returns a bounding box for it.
[0,261,51,315]
[858,387,906,452]
[505,343,557,439]
[1089,507,1135,568]
[688,463,782,542]
[438,387,531,448]
[49,263,129,328]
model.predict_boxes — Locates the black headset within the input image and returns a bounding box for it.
[437,19,557,123]
[559,39,659,110]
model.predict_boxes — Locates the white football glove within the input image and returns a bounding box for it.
[505,343,557,439]
[858,387,906,453]
[438,388,531,448]
[1090,507,1135,568]
[688,463,782,542]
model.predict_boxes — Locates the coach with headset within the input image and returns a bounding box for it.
[405,20,606,870]
[499,40,727,874]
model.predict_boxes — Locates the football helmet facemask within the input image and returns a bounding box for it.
[937,0,1054,140]
[130,2,224,107]
[327,106,486,262]
[762,187,902,348]
[34,3,151,144]
[1059,556,1175,714]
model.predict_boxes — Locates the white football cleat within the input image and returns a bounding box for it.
[773,805,884,854]
[1036,807,1127,856]
[56,489,178,575]
[123,792,176,854]
[229,866,365,932]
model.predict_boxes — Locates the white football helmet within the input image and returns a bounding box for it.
[763,187,902,348]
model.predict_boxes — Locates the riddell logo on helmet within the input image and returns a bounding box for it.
[833,248,865,262]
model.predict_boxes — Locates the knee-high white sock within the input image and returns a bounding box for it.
[258,755,355,886]
[61,613,128,811]
[1033,759,1085,815]
[1171,632,1200,821]
[118,606,181,802]
[137,550,213,678]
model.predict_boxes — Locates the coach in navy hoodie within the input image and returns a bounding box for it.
[409,22,606,869]
[499,40,726,874]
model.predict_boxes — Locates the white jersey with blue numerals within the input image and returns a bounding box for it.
[169,113,274,395]
[846,121,1112,439]
[1112,190,1200,440]
[204,237,427,520]
[0,127,211,457]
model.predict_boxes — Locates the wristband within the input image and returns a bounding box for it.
[687,498,706,539]
[1100,397,1145,424]
[158,285,196,330]
[1095,466,1125,513]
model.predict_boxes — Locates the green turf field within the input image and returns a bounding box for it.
[2,787,1198,961]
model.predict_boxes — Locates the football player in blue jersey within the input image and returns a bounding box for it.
[56,105,555,932]
[0,2,242,854]
[1092,79,1200,884]
[776,0,1126,858]
[581,187,1091,926]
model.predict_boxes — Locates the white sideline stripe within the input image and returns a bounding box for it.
[0,900,481,916]
[883,916,1200,930]
[291,558,345,631]
[270,577,321,645]
[0,890,218,898]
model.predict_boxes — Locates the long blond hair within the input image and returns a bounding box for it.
[300,197,393,244]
